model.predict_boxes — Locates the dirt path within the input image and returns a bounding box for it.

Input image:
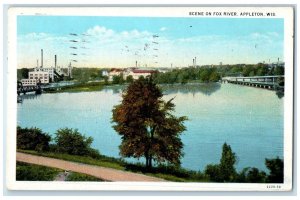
[16,152,166,182]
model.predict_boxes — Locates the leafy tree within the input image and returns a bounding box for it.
[126,75,134,83]
[265,157,284,183]
[256,65,269,76]
[20,68,29,79]
[274,66,284,75]
[199,69,210,82]
[242,65,255,76]
[219,143,237,182]
[112,77,187,169]
[112,74,124,84]
[103,76,109,85]
[209,71,220,82]
[204,164,221,182]
[54,128,100,158]
[204,143,237,182]
[237,167,267,183]
[17,126,51,152]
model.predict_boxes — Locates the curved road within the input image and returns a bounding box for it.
[16,152,165,182]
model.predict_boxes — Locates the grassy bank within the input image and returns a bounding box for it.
[44,81,105,93]
[17,161,103,181]
[18,150,208,182]
[17,161,61,181]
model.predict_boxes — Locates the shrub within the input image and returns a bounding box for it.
[54,128,100,158]
[17,126,51,152]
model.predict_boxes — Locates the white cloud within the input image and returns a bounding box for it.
[86,25,115,38]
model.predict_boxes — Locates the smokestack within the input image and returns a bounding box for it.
[136,61,137,68]
[37,59,39,68]
[193,58,194,67]
[41,49,43,68]
[195,57,196,67]
[55,55,57,69]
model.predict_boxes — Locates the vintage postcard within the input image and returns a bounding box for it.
[6,6,294,191]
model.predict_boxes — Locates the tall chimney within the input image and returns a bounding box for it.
[37,59,39,68]
[41,49,43,68]
[135,61,137,68]
[55,55,57,69]
[195,57,196,67]
[193,58,194,67]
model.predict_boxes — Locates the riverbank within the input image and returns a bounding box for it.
[43,81,106,93]
[17,149,208,182]
[42,80,222,94]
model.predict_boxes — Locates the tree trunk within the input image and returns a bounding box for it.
[149,155,153,168]
[148,126,156,170]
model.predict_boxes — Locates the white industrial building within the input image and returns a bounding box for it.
[29,71,49,84]
[108,68,157,81]
[127,69,156,80]
[21,79,37,86]
[34,67,54,81]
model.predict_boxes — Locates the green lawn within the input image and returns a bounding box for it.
[16,161,103,181]
[16,162,61,181]
[66,172,104,182]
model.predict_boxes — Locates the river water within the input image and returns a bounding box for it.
[17,83,283,172]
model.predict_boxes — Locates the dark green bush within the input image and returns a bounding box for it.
[17,126,51,152]
[54,128,100,158]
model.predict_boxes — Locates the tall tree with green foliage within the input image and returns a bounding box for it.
[219,143,237,181]
[112,77,187,169]
[205,143,237,182]
[265,157,284,183]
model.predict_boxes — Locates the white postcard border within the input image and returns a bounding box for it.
[6,6,294,191]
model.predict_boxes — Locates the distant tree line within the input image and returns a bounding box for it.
[152,63,284,84]
[152,67,220,84]
[217,63,284,77]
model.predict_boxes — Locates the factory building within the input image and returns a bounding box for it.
[21,79,37,86]
[29,71,49,84]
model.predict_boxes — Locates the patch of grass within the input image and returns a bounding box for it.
[44,82,105,93]
[16,162,61,181]
[66,172,104,182]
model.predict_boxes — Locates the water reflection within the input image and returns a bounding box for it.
[18,93,42,102]
[275,89,284,99]
[160,83,221,96]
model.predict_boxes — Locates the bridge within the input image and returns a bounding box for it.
[221,75,284,90]
[17,81,42,96]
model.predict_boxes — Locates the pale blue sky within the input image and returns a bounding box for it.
[17,16,284,68]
